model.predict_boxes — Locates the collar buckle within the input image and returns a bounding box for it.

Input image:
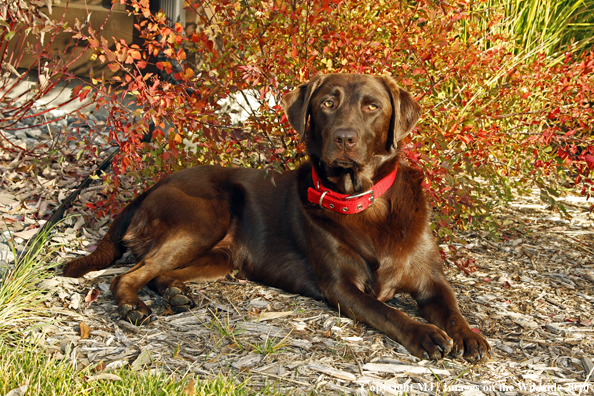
[318,190,329,208]
[346,190,375,206]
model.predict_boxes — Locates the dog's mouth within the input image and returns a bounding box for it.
[332,156,356,168]
[320,156,372,194]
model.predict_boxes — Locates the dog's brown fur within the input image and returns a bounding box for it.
[63,73,490,362]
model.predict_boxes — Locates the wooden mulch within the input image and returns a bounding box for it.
[1,146,593,396]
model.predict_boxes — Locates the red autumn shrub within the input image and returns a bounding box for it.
[67,0,593,268]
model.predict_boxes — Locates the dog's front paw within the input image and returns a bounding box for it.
[450,329,491,363]
[401,323,453,360]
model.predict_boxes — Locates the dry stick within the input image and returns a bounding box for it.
[225,295,242,316]
[348,344,364,376]
[195,290,215,303]
[22,144,120,259]
[506,337,554,345]
[562,235,594,255]
[249,370,311,387]
[521,247,541,271]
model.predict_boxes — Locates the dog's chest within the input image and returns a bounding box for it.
[373,227,437,301]
[372,252,413,301]
[343,215,431,301]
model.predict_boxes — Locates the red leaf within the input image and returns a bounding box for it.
[547,108,560,119]
[585,154,594,169]
[72,85,82,97]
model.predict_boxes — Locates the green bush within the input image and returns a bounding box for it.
[482,0,594,56]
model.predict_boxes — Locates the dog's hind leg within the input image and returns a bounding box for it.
[111,231,229,324]
[148,249,234,312]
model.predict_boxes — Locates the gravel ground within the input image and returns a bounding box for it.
[1,113,594,395]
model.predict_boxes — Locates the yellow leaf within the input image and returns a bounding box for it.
[80,320,90,339]
[183,378,195,395]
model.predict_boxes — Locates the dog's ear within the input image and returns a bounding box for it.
[382,76,422,148]
[281,74,326,138]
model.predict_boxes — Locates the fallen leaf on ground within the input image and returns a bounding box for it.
[5,385,28,396]
[85,288,100,305]
[80,320,90,339]
[183,378,195,395]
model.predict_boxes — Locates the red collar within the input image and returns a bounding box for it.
[307,166,397,214]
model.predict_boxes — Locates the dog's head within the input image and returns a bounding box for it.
[282,73,421,194]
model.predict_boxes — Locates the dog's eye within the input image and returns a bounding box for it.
[322,100,334,108]
[368,104,379,110]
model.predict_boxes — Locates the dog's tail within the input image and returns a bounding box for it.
[62,189,150,278]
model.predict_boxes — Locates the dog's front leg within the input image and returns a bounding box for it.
[323,280,453,360]
[413,280,491,362]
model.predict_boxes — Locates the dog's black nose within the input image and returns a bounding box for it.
[333,129,358,150]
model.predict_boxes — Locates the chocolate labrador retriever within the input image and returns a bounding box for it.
[63,73,490,362]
